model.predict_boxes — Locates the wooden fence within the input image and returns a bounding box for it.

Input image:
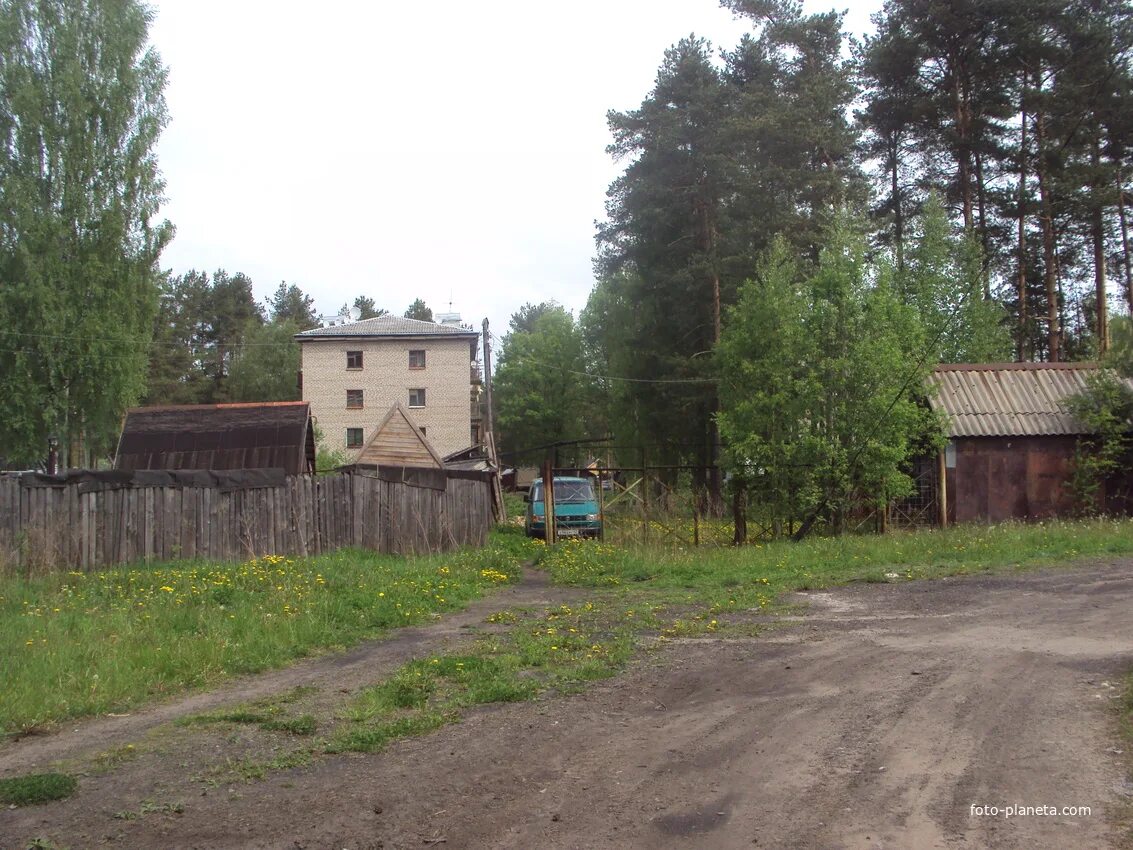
[0,471,493,571]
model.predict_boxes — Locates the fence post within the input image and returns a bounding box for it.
[641,447,649,547]
[693,487,700,546]
[542,456,556,545]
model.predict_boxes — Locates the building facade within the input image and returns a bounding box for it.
[296,316,481,460]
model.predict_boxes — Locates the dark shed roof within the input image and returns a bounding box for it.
[115,402,316,475]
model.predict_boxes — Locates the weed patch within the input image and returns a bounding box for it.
[326,599,637,754]
[113,799,184,820]
[90,742,141,774]
[0,771,77,805]
[181,707,317,737]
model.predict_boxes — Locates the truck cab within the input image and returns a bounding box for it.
[525,476,602,539]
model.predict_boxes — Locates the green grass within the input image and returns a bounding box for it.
[540,518,1133,617]
[325,598,638,754]
[182,710,317,736]
[0,772,77,806]
[0,531,539,735]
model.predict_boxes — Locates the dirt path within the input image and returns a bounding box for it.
[4,562,1133,849]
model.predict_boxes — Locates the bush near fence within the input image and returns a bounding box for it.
[0,469,493,572]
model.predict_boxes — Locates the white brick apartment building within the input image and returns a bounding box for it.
[296,316,481,460]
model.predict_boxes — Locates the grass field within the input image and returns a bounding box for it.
[309,518,1133,759]
[541,517,1133,610]
[5,517,1133,751]
[0,532,539,735]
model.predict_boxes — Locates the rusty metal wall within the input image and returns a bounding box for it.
[951,436,1078,523]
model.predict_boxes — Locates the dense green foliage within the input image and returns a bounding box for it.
[267,282,319,331]
[577,0,1133,527]
[858,0,1133,360]
[593,6,860,496]
[1066,366,1133,513]
[144,271,332,406]
[225,319,302,403]
[403,298,433,322]
[0,0,172,466]
[717,218,939,532]
[146,269,261,404]
[494,304,588,464]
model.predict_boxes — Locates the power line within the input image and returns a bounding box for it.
[0,329,301,348]
[563,366,716,385]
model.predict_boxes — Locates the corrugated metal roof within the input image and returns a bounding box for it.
[927,362,1109,438]
[295,315,478,339]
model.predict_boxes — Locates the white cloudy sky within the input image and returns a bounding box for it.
[147,0,880,342]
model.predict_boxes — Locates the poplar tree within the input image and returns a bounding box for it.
[0,0,172,466]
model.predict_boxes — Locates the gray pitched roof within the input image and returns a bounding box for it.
[926,362,1133,438]
[295,315,478,339]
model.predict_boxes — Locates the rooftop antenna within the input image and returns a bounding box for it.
[349,305,362,322]
[448,290,453,312]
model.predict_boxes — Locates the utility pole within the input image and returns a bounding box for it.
[482,319,506,521]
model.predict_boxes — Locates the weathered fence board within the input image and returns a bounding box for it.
[0,471,492,571]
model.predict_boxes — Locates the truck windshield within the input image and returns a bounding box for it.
[530,480,595,503]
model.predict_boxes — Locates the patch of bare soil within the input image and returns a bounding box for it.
[4,563,1133,849]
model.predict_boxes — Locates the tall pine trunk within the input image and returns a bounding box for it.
[975,147,991,297]
[954,70,975,231]
[1035,95,1061,361]
[695,184,723,509]
[1016,78,1029,361]
[1118,168,1133,317]
[891,133,904,271]
[1092,139,1108,355]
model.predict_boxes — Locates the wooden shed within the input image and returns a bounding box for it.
[925,362,1133,524]
[355,402,444,469]
[115,401,316,475]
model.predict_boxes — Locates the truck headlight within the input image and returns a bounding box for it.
[587,514,600,521]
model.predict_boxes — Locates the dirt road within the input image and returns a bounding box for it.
[3,562,1133,849]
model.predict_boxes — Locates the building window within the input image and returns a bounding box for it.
[346,389,363,409]
[346,428,364,448]
[409,349,426,369]
[409,388,426,408]
[419,426,427,436]
[346,350,363,370]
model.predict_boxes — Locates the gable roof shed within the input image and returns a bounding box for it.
[355,402,444,468]
[115,401,316,474]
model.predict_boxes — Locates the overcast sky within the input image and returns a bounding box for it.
[148,0,880,347]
